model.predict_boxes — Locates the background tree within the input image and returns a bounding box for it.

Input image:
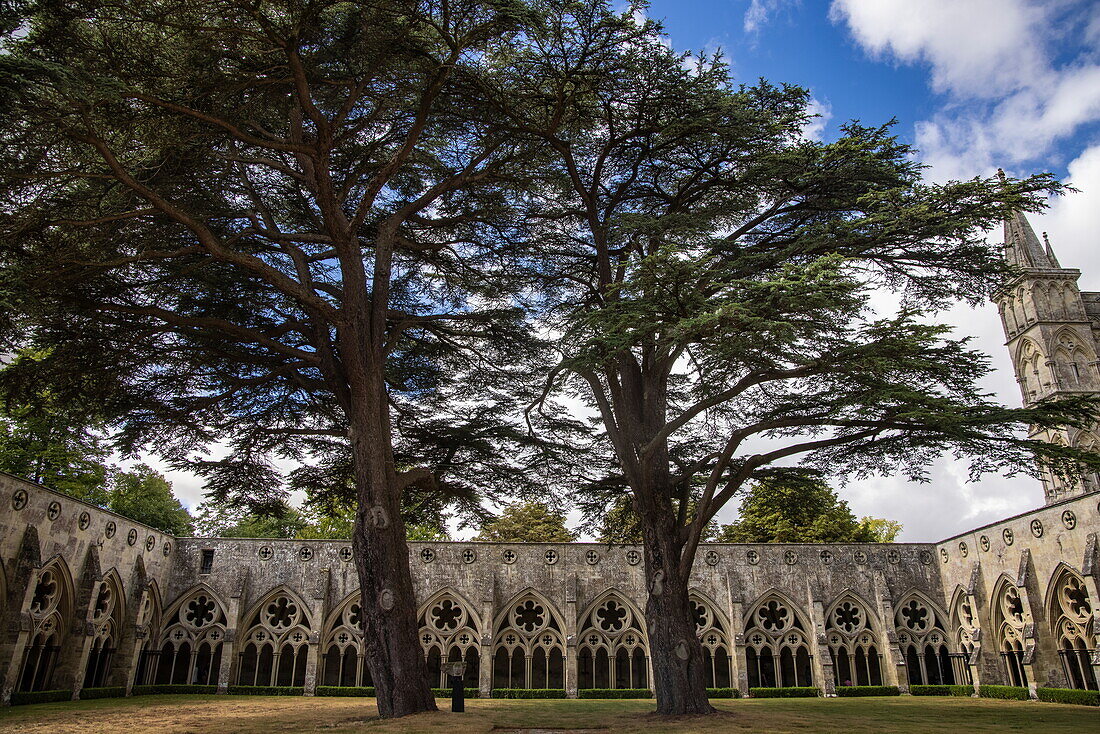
[515,3,1100,714]
[108,464,194,535]
[476,501,576,543]
[0,0,561,716]
[714,468,896,543]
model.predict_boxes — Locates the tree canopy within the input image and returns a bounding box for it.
[476,501,576,543]
[107,464,195,535]
[714,469,899,544]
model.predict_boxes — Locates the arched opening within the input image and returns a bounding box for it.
[744,595,813,689]
[17,562,72,692]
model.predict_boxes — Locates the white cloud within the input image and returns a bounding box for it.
[802,96,833,141]
[832,0,1100,179]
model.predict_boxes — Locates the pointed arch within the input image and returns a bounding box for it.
[83,568,125,688]
[417,588,482,689]
[576,589,649,690]
[824,591,885,688]
[133,580,164,686]
[155,584,228,685]
[894,589,957,687]
[989,575,1029,688]
[237,585,313,687]
[689,589,732,689]
[493,588,567,690]
[743,590,814,688]
[16,555,76,692]
[320,590,370,688]
[1045,563,1097,690]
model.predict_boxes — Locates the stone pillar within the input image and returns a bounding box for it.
[808,597,833,696]
[55,554,104,698]
[876,596,907,692]
[1083,540,1100,690]
[218,595,242,693]
[304,569,329,696]
[479,588,494,698]
[564,573,578,698]
[729,601,748,695]
[112,580,152,692]
[0,571,41,704]
[1015,550,1042,698]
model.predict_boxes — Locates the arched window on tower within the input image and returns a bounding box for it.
[825,597,882,687]
[744,596,813,689]
[895,595,956,687]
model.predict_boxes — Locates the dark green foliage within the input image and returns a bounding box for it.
[910,684,974,697]
[225,686,304,696]
[9,689,71,705]
[108,465,193,534]
[750,687,820,698]
[835,686,900,697]
[78,686,127,700]
[1036,688,1100,706]
[578,689,653,699]
[978,685,1030,700]
[477,501,576,543]
[131,685,218,696]
[706,688,741,698]
[315,686,375,697]
[492,688,568,699]
[716,469,895,543]
[431,688,480,698]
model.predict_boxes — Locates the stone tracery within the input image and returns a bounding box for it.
[155,587,227,685]
[744,594,813,688]
[825,596,883,688]
[492,592,567,690]
[577,594,648,690]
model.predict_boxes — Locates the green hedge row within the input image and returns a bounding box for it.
[79,686,127,700]
[1036,688,1099,706]
[9,689,71,705]
[835,686,900,697]
[978,685,1029,701]
[707,688,741,698]
[750,687,819,698]
[131,684,218,695]
[492,688,567,698]
[315,686,374,697]
[225,686,303,696]
[579,689,653,699]
[432,687,480,698]
[909,685,974,697]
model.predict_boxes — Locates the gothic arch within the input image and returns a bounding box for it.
[17,555,75,692]
[1044,564,1097,690]
[133,580,164,686]
[742,590,814,688]
[155,584,228,685]
[320,591,370,688]
[492,588,567,690]
[236,586,314,687]
[989,575,1030,688]
[82,569,126,689]
[577,589,649,690]
[1015,338,1049,401]
[824,591,885,688]
[689,589,733,688]
[894,590,957,687]
[418,588,482,689]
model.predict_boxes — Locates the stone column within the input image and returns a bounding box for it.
[876,596,907,691]
[808,597,833,696]
[1083,543,1100,690]
[564,573,578,698]
[304,569,329,696]
[0,568,41,704]
[479,588,494,698]
[729,600,748,695]
[217,595,242,693]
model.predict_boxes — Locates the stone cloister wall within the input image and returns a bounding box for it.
[1,471,1097,703]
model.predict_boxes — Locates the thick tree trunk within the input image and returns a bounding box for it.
[349,412,436,718]
[640,512,716,715]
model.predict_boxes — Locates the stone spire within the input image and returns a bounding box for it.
[998,168,1059,269]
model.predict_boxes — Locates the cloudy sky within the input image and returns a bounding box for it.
[151,0,1100,542]
[633,0,1099,540]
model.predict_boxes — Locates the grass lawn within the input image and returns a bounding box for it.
[1,695,1096,733]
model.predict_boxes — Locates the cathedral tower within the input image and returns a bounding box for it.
[995,173,1100,503]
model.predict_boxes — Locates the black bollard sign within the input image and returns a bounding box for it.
[447,661,467,712]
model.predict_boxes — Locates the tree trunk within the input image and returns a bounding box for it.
[349,410,436,718]
[640,512,716,715]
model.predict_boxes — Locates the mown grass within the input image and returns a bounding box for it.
[2,693,1097,733]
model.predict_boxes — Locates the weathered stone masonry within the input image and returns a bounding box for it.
[2,471,1097,703]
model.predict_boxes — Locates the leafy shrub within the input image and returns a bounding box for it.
[909,685,973,697]
[492,688,568,699]
[749,687,819,698]
[978,685,1029,700]
[9,689,71,705]
[578,689,653,699]
[1036,688,1100,706]
[431,687,480,698]
[315,686,375,697]
[706,688,741,698]
[79,686,126,700]
[835,686,899,697]
[131,684,218,696]
[225,685,303,696]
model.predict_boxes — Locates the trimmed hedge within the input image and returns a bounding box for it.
[1037,687,1100,706]
[909,684,974,697]
[492,688,567,699]
[9,689,71,706]
[978,685,1029,701]
[225,685,303,696]
[432,687,480,698]
[79,686,127,700]
[579,689,653,699]
[750,686,819,698]
[706,688,741,698]
[315,686,374,697]
[835,686,900,697]
[131,684,218,696]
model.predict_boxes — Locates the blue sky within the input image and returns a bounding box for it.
[626,0,1100,540]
